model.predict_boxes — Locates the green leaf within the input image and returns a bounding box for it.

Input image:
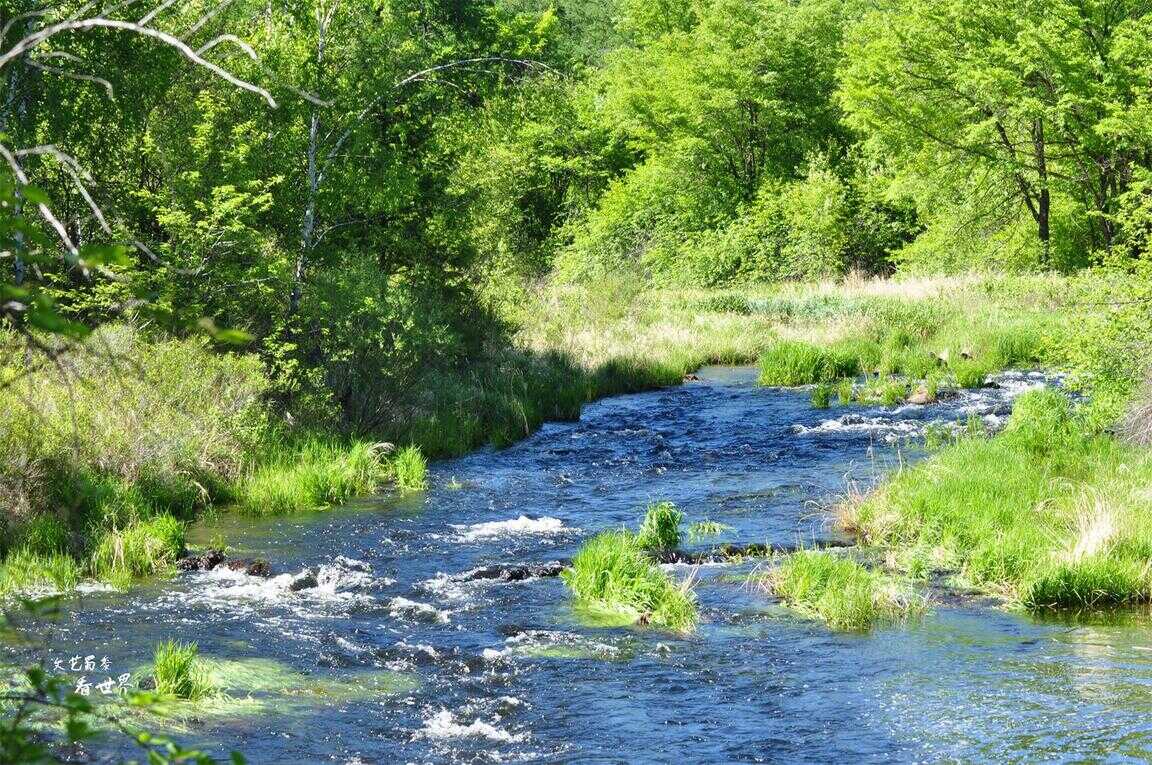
[78,243,133,268]
[20,185,50,205]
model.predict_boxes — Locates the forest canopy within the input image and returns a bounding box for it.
[3,0,1152,432]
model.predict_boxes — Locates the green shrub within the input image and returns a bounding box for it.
[391,445,429,491]
[151,640,215,701]
[562,529,697,632]
[636,501,683,551]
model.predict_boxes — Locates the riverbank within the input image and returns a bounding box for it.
[2,270,1143,599]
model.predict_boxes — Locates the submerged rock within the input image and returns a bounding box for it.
[655,539,854,564]
[223,558,272,577]
[455,561,568,583]
[289,569,319,591]
[175,548,226,572]
[907,387,936,405]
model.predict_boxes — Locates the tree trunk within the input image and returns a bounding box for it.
[1032,117,1050,267]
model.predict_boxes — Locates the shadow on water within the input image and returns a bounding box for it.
[8,367,1152,763]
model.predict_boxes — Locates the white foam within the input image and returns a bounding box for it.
[451,515,572,541]
[419,709,526,743]
[387,596,450,623]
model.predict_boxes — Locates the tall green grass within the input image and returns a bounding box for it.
[636,501,683,552]
[753,289,1062,393]
[846,389,1152,608]
[89,514,186,588]
[562,529,697,632]
[236,438,386,516]
[151,641,215,701]
[766,550,925,631]
[391,445,429,491]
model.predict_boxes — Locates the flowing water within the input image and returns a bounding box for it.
[7,367,1152,764]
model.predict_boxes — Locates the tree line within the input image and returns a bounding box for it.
[2,0,1151,431]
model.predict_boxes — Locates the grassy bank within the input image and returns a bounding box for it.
[842,389,1152,608]
[0,326,426,594]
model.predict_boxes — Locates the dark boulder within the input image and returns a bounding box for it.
[289,569,319,591]
[455,561,567,583]
[175,548,226,572]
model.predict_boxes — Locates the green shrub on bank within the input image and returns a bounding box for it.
[766,550,925,631]
[151,641,215,701]
[562,529,697,632]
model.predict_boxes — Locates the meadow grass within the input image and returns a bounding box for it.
[764,550,926,631]
[562,529,697,632]
[151,641,215,701]
[845,389,1152,608]
[636,501,684,552]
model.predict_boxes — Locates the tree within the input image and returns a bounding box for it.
[840,0,1152,267]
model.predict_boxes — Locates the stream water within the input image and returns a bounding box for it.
[6,366,1152,764]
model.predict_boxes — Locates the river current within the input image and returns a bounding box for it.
[7,367,1152,764]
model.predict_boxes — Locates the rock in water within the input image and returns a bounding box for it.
[289,569,320,591]
[176,548,226,572]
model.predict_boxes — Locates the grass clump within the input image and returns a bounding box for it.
[89,514,185,588]
[562,529,697,632]
[236,438,385,515]
[687,519,733,542]
[0,550,82,594]
[391,445,428,491]
[758,341,859,386]
[151,641,215,701]
[636,501,683,552]
[765,550,925,631]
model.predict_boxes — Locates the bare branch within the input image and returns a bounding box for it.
[0,18,278,108]
[0,142,81,263]
[196,33,257,60]
[26,59,115,100]
[138,0,179,26]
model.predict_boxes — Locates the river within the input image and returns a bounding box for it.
[6,366,1152,763]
